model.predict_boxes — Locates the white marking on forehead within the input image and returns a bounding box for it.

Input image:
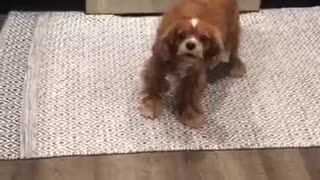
[190,18,198,27]
[189,36,197,42]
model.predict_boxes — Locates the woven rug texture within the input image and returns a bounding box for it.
[1,7,320,159]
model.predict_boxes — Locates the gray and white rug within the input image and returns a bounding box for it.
[1,7,320,159]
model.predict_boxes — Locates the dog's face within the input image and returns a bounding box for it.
[157,18,224,61]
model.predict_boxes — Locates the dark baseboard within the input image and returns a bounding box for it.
[1,0,320,13]
[0,0,85,13]
[261,0,320,9]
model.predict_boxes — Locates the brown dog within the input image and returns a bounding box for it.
[139,0,246,128]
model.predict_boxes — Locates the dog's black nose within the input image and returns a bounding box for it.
[186,42,196,50]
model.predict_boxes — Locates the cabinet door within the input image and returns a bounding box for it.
[86,0,261,14]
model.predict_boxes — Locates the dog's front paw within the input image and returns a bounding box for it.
[139,96,164,120]
[178,107,204,129]
[229,60,246,78]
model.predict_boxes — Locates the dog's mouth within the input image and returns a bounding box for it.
[177,49,203,59]
[183,53,197,58]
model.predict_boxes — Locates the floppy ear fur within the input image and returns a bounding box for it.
[205,26,224,69]
[206,26,224,58]
[151,23,177,61]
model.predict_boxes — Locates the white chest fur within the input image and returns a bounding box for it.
[218,50,231,63]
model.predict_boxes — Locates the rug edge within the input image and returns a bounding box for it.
[20,12,52,159]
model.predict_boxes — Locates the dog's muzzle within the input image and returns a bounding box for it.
[177,37,204,59]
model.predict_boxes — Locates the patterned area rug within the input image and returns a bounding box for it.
[1,7,320,159]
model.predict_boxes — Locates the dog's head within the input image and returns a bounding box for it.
[153,18,224,61]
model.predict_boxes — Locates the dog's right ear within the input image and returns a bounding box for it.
[152,23,177,61]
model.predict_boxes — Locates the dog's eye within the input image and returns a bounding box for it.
[178,32,186,39]
[199,34,208,42]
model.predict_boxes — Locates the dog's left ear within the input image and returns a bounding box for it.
[204,26,224,69]
[205,26,224,59]
[152,23,177,61]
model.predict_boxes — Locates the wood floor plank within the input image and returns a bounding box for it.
[259,149,312,180]
[0,161,35,180]
[91,154,153,180]
[217,151,268,180]
[177,151,224,180]
[300,148,320,180]
[33,158,97,180]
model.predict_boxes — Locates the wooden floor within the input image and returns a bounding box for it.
[1,149,320,180]
[1,14,320,180]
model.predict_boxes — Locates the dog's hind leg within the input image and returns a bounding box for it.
[228,23,246,78]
